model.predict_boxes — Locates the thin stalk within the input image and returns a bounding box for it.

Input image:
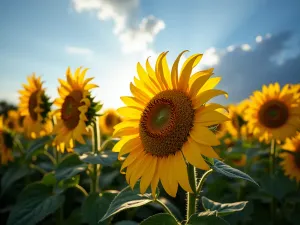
[74,184,88,197]
[43,151,56,165]
[196,169,213,196]
[156,199,178,222]
[91,119,101,193]
[270,139,277,225]
[29,164,47,174]
[186,164,197,221]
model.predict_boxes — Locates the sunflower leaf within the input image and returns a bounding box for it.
[140,213,178,225]
[55,153,87,181]
[211,159,259,186]
[25,136,52,160]
[82,191,118,225]
[100,183,154,221]
[79,151,118,166]
[188,211,230,225]
[7,182,65,225]
[202,196,248,217]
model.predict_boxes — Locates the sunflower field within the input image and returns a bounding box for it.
[0,51,300,225]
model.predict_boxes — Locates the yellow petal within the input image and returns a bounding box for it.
[151,163,160,198]
[194,110,229,126]
[174,151,193,193]
[158,157,175,197]
[178,54,203,92]
[117,107,142,120]
[112,127,139,138]
[171,50,188,89]
[187,137,220,159]
[193,89,228,109]
[130,82,151,104]
[140,156,157,194]
[182,140,210,170]
[190,125,220,146]
[189,74,212,98]
[200,77,222,92]
[167,155,178,197]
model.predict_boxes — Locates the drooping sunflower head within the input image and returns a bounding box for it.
[53,67,100,150]
[225,103,247,138]
[19,74,53,138]
[112,51,228,197]
[0,116,14,165]
[280,133,300,183]
[99,109,122,136]
[245,83,300,142]
[3,110,24,133]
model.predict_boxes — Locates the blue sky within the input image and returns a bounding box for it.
[0,0,300,109]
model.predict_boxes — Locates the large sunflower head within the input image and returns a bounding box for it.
[280,133,300,183]
[0,116,14,165]
[53,67,100,150]
[19,74,53,138]
[112,51,228,197]
[3,110,24,133]
[245,83,300,142]
[99,109,122,136]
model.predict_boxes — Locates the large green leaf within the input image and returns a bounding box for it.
[82,191,118,225]
[202,196,247,217]
[260,173,297,200]
[100,184,154,221]
[41,172,56,186]
[1,165,31,195]
[114,221,139,225]
[55,153,87,181]
[140,213,178,225]
[7,183,65,225]
[212,159,258,186]
[188,211,230,225]
[64,208,82,225]
[25,136,52,160]
[79,151,118,166]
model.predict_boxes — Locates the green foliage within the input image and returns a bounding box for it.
[79,151,118,166]
[211,159,258,186]
[188,211,229,225]
[140,213,178,225]
[55,153,87,181]
[1,165,31,195]
[101,184,154,221]
[82,191,118,225]
[7,182,65,225]
[202,196,248,217]
[25,136,52,160]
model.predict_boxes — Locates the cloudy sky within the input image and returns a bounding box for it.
[0,0,300,109]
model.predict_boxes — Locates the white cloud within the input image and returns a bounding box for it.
[72,0,164,55]
[200,32,300,103]
[256,35,263,43]
[65,46,94,55]
[241,44,251,51]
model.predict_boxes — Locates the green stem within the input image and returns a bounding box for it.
[156,199,178,222]
[196,169,213,196]
[186,164,197,221]
[74,184,88,197]
[29,164,47,174]
[270,139,277,225]
[43,151,56,165]
[91,120,101,193]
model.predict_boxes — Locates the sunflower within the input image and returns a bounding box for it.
[280,133,300,183]
[0,116,14,165]
[53,67,100,151]
[19,74,53,138]
[112,51,228,197]
[225,100,249,138]
[245,83,300,142]
[99,109,122,136]
[231,155,247,167]
[4,110,23,133]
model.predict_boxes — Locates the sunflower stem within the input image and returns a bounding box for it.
[196,169,213,196]
[74,184,88,197]
[91,119,101,193]
[187,164,197,221]
[270,139,277,225]
[155,199,178,222]
[43,151,56,165]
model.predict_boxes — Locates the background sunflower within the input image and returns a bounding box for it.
[245,83,300,142]
[0,116,14,165]
[53,67,101,150]
[19,74,52,138]
[99,109,122,136]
